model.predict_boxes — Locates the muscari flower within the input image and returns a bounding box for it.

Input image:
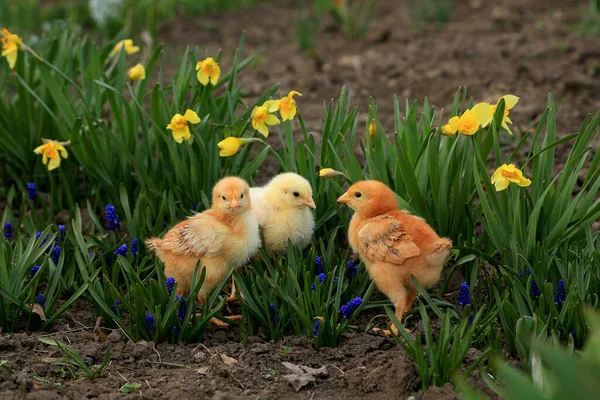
[277,91,301,121]
[196,57,220,86]
[555,279,566,305]
[470,95,519,135]
[115,244,128,257]
[176,295,188,320]
[217,137,258,157]
[491,164,531,192]
[313,320,320,337]
[458,282,471,306]
[105,204,119,230]
[166,277,176,296]
[340,297,362,319]
[317,273,326,284]
[31,265,40,277]
[268,303,276,324]
[146,313,155,330]
[167,109,201,144]
[36,293,45,307]
[128,63,145,81]
[33,139,69,171]
[531,278,540,298]
[441,109,483,136]
[347,260,359,278]
[173,326,179,336]
[4,222,13,240]
[251,100,280,137]
[1,28,23,69]
[131,238,138,255]
[110,299,122,314]
[315,255,323,276]
[109,39,139,58]
[58,225,66,239]
[51,245,61,264]
[27,183,37,200]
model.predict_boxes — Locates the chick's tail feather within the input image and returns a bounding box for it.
[144,238,162,253]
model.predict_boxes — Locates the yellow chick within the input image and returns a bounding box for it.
[145,177,260,326]
[250,172,316,254]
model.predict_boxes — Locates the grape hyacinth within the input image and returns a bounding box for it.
[27,182,37,200]
[30,265,40,277]
[317,273,326,284]
[3,222,13,240]
[105,204,120,230]
[166,277,176,296]
[554,279,566,305]
[36,293,45,307]
[110,299,122,314]
[173,326,179,337]
[114,244,128,257]
[531,278,540,298]
[346,260,359,278]
[340,297,362,319]
[131,238,138,255]
[311,283,316,292]
[457,282,471,306]
[51,245,62,264]
[313,320,320,337]
[177,295,188,320]
[58,225,66,239]
[269,303,276,324]
[315,255,323,276]
[146,313,156,330]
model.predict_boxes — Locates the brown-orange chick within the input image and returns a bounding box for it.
[145,177,260,326]
[337,180,452,336]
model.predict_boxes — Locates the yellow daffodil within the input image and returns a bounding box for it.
[277,90,302,121]
[251,100,280,137]
[33,139,70,171]
[166,110,201,143]
[1,28,23,69]
[128,63,145,81]
[441,109,482,136]
[217,137,258,157]
[109,39,140,58]
[491,164,531,192]
[368,120,376,139]
[470,94,519,134]
[196,57,220,86]
[319,168,345,178]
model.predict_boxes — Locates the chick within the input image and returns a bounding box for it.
[337,180,452,336]
[250,172,316,254]
[145,177,260,326]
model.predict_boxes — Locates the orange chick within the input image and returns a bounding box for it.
[337,180,452,335]
[145,177,260,326]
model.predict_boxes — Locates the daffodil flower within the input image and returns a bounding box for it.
[277,90,302,121]
[166,110,201,143]
[128,63,145,81]
[196,57,220,86]
[470,95,519,134]
[109,39,140,58]
[33,139,70,171]
[1,28,23,69]
[251,100,280,137]
[319,168,346,178]
[217,137,259,157]
[441,109,482,136]
[491,164,531,191]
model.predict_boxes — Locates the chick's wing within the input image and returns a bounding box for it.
[358,215,420,264]
[160,214,230,258]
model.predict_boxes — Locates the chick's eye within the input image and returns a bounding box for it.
[293,191,300,197]
[240,193,244,199]
[355,192,362,198]
[221,195,226,201]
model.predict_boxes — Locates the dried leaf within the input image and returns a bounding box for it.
[219,353,237,366]
[301,365,328,378]
[283,373,316,392]
[196,366,210,375]
[281,361,304,375]
[27,303,46,321]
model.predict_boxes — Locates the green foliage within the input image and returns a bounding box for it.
[38,337,110,380]
[409,0,454,29]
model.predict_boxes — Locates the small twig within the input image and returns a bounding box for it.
[325,364,345,377]
[228,370,245,390]
[198,343,215,356]
[152,346,162,364]
[115,370,129,383]
[146,360,192,368]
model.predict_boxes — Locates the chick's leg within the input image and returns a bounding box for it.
[389,291,417,336]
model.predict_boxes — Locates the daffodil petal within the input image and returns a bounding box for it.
[197,71,209,85]
[184,109,201,124]
[263,100,279,112]
[265,114,280,126]
[494,177,510,192]
[48,155,61,171]
[502,95,519,110]
[470,103,492,128]
[256,122,269,137]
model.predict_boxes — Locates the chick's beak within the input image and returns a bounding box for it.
[303,196,316,209]
[230,198,239,211]
[337,192,350,204]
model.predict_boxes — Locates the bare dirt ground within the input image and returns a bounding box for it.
[2,0,599,398]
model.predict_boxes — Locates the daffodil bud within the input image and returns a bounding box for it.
[319,168,345,178]
[128,63,146,81]
[368,120,376,139]
[217,137,259,157]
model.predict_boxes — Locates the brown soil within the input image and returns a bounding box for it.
[0,300,496,400]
